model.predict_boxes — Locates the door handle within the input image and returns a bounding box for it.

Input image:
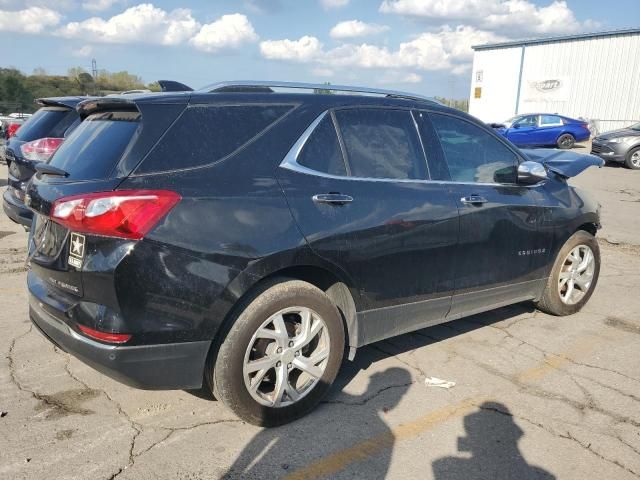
[461,194,488,205]
[312,193,354,205]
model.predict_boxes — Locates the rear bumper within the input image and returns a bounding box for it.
[29,292,211,390]
[3,188,32,228]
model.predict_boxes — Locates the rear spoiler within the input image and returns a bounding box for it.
[36,96,89,109]
[157,80,193,92]
[76,97,138,119]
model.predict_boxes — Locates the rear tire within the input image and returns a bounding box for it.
[624,146,640,170]
[535,230,600,316]
[209,278,345,426]
[557,133,575,149]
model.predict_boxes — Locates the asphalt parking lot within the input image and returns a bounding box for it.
[1,157,639,480]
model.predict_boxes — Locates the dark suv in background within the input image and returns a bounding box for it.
[3,97,85,227]
[26,82,602,426]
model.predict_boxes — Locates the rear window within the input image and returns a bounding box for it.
[48,111,140,180]
[136,104,293,173]
[16,107,78,142]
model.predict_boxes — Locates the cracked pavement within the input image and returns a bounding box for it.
[1,162,639,479]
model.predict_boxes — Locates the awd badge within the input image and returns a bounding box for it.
[68,232,85,269]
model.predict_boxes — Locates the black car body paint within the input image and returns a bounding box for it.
[25,90,601,389]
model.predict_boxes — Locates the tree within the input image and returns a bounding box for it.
[435,96,469,112]
[313,82,335,95]
[0,69,32,112]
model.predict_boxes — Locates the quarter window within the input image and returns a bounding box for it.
[138,105,293,173]
[334,108,427,180]
[430,113,518,184]
[297,114,347,176]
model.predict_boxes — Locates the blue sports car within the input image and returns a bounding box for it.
[492,114,591,149]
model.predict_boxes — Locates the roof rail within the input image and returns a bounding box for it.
[199,81,440,104]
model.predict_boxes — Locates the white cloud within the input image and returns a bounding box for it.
[379,0,590,35]
[311,67,334,77]
[261,25,504,72]
[320,0,349,9]
[0,6,61,33]
[483,0,584,34]
[190,14,258,53]
[330,20,389,39]
[82,0,122,12]
[57,4,200,45]
[377,71,423,84]
[260,35,324,62]
[72,44,93,57]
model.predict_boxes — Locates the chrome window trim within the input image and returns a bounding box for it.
[279,110,542,188]
[410,110,431,180]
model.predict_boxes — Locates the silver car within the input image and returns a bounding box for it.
[591,122,640,169]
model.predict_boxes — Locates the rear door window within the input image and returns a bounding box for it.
[137,104,293,173]
[48,111,140,180]
[540,115,563,126]
[15,107,78,141]
[297,114,347,176]
[334,108,427,180]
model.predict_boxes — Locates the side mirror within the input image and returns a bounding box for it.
[512,123,521,129]
[517,161,547,185]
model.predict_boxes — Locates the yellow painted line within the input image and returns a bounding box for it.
[284,334,603,480]
[283,399,479,480]
[517,334,600,383]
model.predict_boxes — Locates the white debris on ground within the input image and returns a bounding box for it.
[424,377,456,389]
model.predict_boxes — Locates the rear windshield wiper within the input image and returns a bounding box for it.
[35,163,69,177]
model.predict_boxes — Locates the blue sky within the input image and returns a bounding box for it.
[0,0,638,98]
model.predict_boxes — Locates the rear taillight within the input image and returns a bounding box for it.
[7,123,21,138]
[21,137,64,161]
[78,324,131,344]
[51,190,181,239]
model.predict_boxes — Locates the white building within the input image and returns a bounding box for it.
[469,28,640,133]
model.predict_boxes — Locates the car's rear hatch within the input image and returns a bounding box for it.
[7,100,80,203]
[26,95,187,304]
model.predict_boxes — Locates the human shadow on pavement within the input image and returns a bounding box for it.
[432,401,555,480]
[222,363,412,479]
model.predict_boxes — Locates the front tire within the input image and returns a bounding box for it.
[209,279,345,426]
[625,146,640,170]
[557,133,575,149]
[535,230,600,316]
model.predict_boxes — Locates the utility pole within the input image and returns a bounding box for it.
[91,58,98,95]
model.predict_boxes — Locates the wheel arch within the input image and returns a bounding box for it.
[557,130,576,142]
[209,251,361,371]
[259,265,359,356]
[576,221,598,236]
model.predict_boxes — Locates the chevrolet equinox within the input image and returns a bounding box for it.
[26,81,603,426]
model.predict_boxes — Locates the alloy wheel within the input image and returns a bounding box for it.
[243,306,331,407]
[631,150,640,168]
[558,244,595,305]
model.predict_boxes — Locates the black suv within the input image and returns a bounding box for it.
[3,97,86,228]
[26,82,603,426]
